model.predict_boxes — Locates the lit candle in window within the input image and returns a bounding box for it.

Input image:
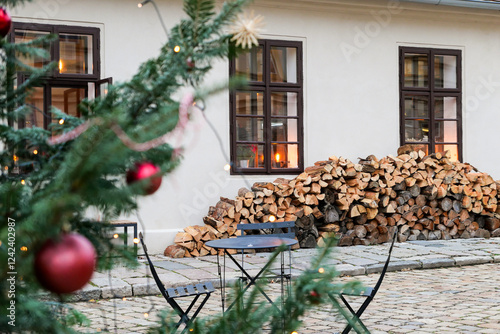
[59,59,63,72]
[274,153,281,168]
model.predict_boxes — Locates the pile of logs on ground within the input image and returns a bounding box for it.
[167,149,500,258]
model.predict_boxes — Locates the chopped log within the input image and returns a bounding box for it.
[485,217,500,231]
[238,187,251,197]
[440,198,453,212]
[184,225,203,242]
[354,225,367,239]
[164,245,185,258]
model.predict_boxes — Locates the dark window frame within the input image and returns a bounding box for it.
[399,46,462,160]
[11,22,101,81]
[10,22,106,130]
[229,39,304,175]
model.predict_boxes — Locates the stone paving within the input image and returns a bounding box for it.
[70,263,500,333]
[65,237,500,333]
[70,237,500,302]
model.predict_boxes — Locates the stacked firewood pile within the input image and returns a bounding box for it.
[168,150,500,258]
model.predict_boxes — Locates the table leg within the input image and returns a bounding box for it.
[216,252,226,313]
[225,249,281,312]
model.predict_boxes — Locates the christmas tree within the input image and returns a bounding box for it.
[0,0,367,332]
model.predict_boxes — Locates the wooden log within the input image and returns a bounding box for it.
[238,187,252,197]
[354,225,367,239]
[440,197,453,212]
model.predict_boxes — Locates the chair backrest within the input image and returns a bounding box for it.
[371,229,398,296]
[138,232,170,301]
[237,221,295,239]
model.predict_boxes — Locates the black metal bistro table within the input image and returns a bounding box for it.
[205,236,298,313]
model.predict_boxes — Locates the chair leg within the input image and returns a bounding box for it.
[189,293,211,324]
[339,295,372,334]
[183,295,201,319]
[168,293,213,333]
[167,298,190,329]
[327,293,370,334]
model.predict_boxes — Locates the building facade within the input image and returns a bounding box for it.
[11,0,500,252]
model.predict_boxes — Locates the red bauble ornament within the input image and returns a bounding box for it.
[34,233,96,294]
[126,161,162,195]
[308,290,321,304]
[186,58,195,70]
[0,7,12,38]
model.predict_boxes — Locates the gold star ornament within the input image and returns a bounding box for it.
[228,11,265,49]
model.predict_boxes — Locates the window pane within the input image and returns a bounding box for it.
[435,144,459,162]
[404,53,428,88]
[404,95,429,118]
[405,119,429,143]
[236,117,264,141]
[236,91,264,116]
[272,144,298,169]
[236,144,264,168]
[435,55,457,89]
[59,33,93,74]
[271,47,297,83]
[24,87,45,128]
[272,118,298,142]
[235,46,263,82]
[434,97,457,119]
[15,30,51,69]
[51,87,85,118]
[271,92,297,116]
[434,121,457,142]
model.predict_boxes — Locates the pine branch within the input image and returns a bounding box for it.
[212,0,249,33]
[184,0,215,37]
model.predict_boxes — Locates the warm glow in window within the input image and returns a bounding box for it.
[400,47,461,161]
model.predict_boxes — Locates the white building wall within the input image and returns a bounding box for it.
[11,0,500,252]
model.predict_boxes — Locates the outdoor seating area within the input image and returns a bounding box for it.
[139,223,392,333]
[69,236,500,333]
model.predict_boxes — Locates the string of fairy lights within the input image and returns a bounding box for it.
[6,0,284,331]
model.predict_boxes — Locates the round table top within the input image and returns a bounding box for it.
[205,236,297,250]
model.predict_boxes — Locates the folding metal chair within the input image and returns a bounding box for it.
[330,229,397,334]
[139,233,214,333]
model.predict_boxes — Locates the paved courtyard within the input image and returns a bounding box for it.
[70,263,500,333]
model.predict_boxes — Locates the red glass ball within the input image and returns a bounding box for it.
[126,161,162,195]
[0,7,12,38]
[309,290,321,304]
[34,233,96,294]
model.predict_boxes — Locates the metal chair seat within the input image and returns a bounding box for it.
[166,283,214,299]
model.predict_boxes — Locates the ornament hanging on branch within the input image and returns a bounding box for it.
[34,233,96,294]
[186,58,195,71]
[126,161,162,195]
[307,289,321,305]
[0,7,12,38]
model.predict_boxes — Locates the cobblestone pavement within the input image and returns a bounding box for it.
[69,237,500,302]
[70,263,500,334]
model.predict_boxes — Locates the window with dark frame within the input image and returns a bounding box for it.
[399,46,462,161]
[230,40,303,174]
[11,22,111,130]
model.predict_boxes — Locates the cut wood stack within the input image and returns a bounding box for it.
[170,149,500,257]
